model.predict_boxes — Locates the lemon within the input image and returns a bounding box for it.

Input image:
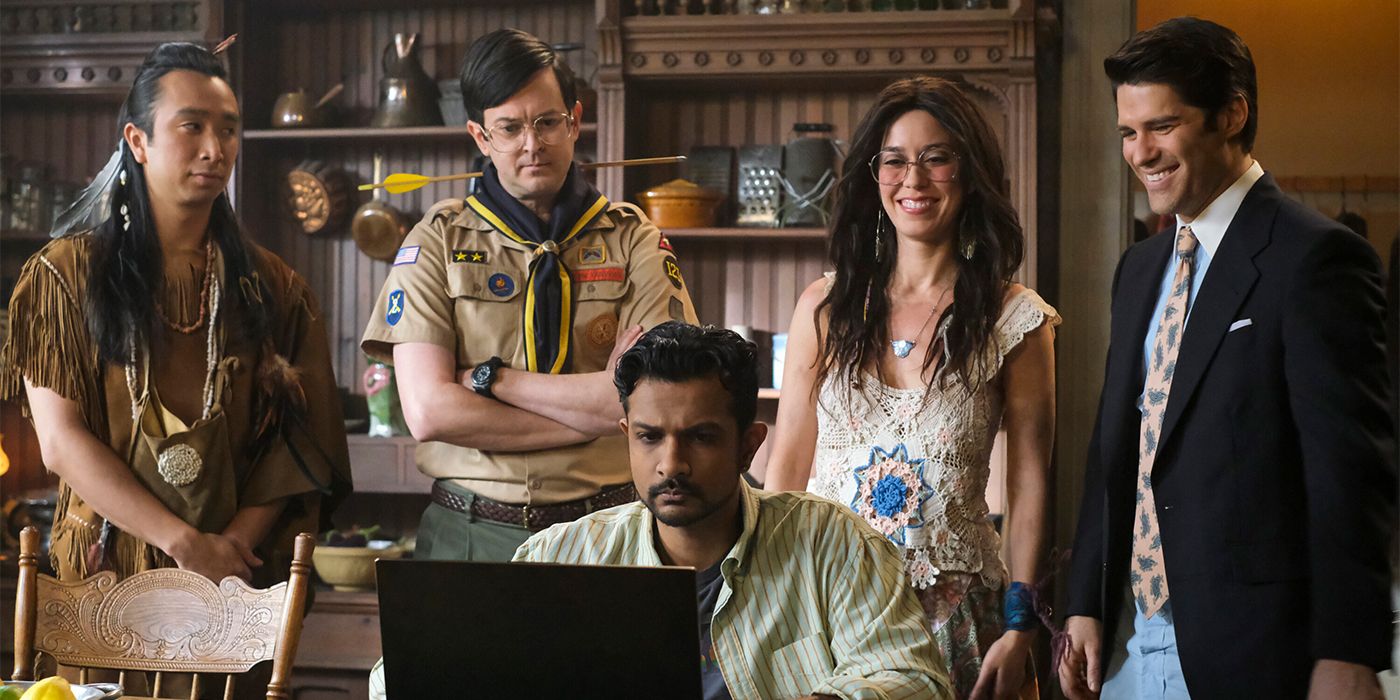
[18,677,75,700]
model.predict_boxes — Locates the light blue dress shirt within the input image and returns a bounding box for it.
[1109,160,1264,700]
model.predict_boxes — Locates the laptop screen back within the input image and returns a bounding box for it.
[376,559,702,699]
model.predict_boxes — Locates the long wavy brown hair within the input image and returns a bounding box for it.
[815,76,1024,394]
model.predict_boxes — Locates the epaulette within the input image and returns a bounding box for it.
[425,197,467,224]
[610,201,648,220]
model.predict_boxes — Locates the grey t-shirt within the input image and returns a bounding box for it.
[697,559,732,700]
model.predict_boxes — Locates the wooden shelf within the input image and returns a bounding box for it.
[243,122,597,142]
[664,227,825,241]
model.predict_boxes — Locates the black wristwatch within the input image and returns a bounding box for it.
[470,356,505,399]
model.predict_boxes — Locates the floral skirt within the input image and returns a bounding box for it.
[916,572,1037,699]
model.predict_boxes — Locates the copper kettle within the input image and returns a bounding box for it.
[371,33,442,128]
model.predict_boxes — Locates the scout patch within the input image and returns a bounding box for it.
[662,255,684,290]
[658,234,675,254]
[585,312,619,348]
[393,246,420,266]
[386,290,406,326]
[452,249,488,264]
[573,267,625,284]
[669,296,686,321]
[578,244,607,265]
[488,272,516,297]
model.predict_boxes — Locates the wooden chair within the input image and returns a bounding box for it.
[11,526,315,700]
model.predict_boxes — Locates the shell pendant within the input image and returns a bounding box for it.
[891,340,916,359]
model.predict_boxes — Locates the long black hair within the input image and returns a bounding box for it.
[816,76,1024,393]
[87,42,272,365]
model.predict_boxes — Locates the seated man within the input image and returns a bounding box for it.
[514,322,951,700]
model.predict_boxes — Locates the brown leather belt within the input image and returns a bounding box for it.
[430,481,638,532]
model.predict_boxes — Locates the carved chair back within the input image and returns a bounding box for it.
[11,527,315,700]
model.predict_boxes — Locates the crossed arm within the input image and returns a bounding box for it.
[392,323,642,452]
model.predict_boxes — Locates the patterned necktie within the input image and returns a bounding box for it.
[1132,226,1198,618]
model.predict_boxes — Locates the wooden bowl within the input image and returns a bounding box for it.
[312,543,405,591]
[636,178,724,228]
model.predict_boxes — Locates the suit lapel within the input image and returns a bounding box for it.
[1155,175,1280,460]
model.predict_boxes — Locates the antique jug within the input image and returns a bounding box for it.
[371,32,442,127]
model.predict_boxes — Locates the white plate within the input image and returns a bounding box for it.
[1,680,122,700]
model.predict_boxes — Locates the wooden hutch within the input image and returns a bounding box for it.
[1,1,1057,697]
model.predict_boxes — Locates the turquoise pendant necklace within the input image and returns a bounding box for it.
[890,288,950,360]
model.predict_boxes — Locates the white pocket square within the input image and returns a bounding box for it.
[1228,318,1253,332]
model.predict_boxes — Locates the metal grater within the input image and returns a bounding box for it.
[736,144,784,227]
[684,146,736,225]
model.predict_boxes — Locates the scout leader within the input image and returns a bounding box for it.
[362,29,699,561]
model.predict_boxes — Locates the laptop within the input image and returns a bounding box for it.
[376,559,702,699]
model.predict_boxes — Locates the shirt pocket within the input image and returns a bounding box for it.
[571,271,629,306]
[445,263,525,365]
[447,263,523,302]
[571,274,631,369]
[769,633,835,698]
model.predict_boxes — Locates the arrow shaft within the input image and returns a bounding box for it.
[358,155,686,192]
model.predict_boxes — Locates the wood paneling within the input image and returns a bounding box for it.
[234,1,597,391]
[0,97,119,184]
[668,235,826,335]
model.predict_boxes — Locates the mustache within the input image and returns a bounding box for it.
[648,477,697,499]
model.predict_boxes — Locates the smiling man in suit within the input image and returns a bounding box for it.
[1058,17,1395,700]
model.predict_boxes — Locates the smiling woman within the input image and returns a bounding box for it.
[764,76,1058,699]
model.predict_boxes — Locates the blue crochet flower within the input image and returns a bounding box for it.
[850,443,932,546]
[871,475,909,518]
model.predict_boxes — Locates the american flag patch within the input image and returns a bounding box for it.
[393,246,420,266]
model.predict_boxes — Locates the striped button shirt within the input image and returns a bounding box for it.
[513,480,952,700]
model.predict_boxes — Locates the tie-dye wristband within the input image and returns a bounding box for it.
[1003,581,1037,632]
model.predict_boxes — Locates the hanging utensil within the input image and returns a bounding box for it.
[357,155,687,194]
[351,154,410,261]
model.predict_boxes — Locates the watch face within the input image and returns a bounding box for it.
[472,364,492,387]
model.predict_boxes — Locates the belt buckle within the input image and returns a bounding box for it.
[521,504,533,530]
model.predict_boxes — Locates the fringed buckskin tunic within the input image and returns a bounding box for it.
[0,234,352,582]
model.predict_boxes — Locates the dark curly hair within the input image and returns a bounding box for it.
[614,322,759,430]
[816,76,1023,394]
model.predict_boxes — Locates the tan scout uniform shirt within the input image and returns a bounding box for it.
[362,198,698,505]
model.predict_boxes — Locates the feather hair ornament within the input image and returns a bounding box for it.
[51,143,124,239]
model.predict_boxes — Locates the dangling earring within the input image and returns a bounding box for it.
[874,209,885,263]
[960,231,977,260]
[118,168,132,232]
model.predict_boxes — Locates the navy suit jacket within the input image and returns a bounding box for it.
[1065,174,1396,697]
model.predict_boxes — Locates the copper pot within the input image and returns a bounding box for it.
[271,84,342,129]
[352,154,410,261]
